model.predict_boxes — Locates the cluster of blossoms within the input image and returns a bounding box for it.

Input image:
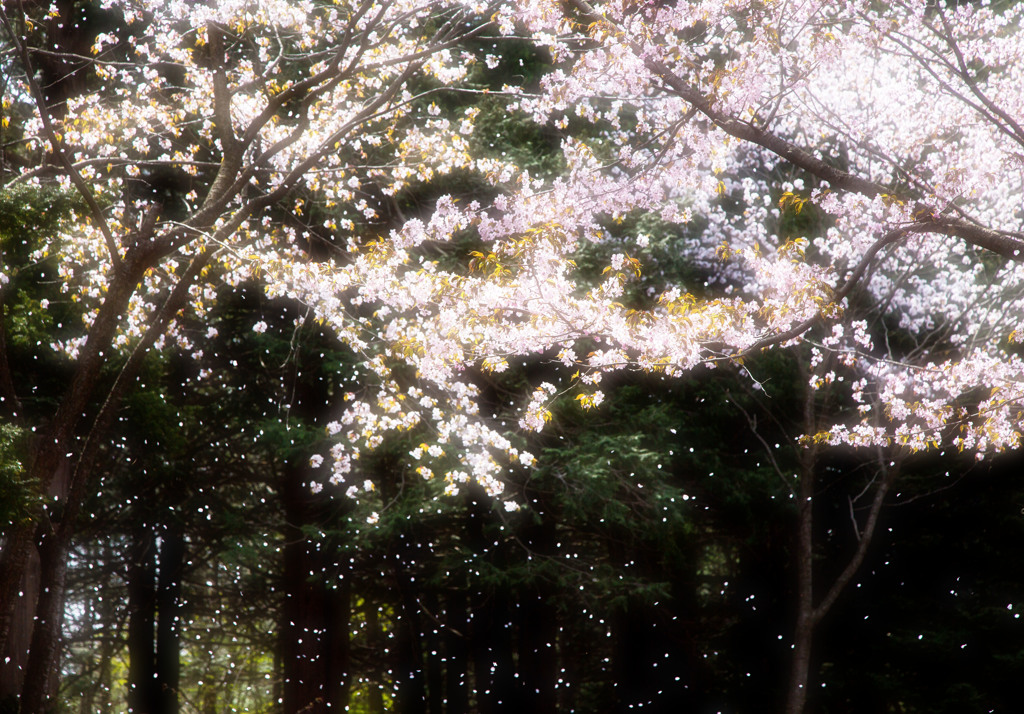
[14,0,1024,514]
[487,0,1024,453]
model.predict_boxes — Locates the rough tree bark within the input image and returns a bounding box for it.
[127,527,158,714]
[443,590,469,714]
[155,528,185,714]
[279,465,352,714]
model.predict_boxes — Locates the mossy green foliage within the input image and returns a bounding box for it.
[0,185,82,414]
[0,422,33,530]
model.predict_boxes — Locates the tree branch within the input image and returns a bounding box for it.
[812,452,900,624]
[0,3,121,269]
[566,0,1024,263]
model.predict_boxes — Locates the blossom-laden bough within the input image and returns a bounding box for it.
[263,0,1024,503]
[3,0,1024,709]
[0,0,507,702]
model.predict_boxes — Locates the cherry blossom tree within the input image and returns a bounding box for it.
[0,0,498,708]
[4,0,1024,710]
[268,1,1024,711]
[269,0,1024,502]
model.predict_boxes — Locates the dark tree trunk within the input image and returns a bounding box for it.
[364,602,387,714]
[462,489,517,714]
[324,570,351,713]
[392,567,426,714]
[279,466,351,714]
[784,369,821,714]
[517,507,557,714]
[518,592,558,714]
[15,453,74,714]
[612,608,652,713]
[281,528,327,714]
[786,610,814,714]
[0,259,160,678]
[156,529,185,714]
[422,592,444,714]
[277,313,352,714]
[127,528,158,714]
[443,590,469,714]
[470,597,494,714]
[0,529,38,709]
[785,470,816,714]
[484,593,517,713]
[783,360,899,714]
[18,521,70,714]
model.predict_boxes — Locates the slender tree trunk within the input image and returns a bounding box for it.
[518,508,557,714]
[0,264,27,704]
[786,611,814,714]
[156,529,185,714]
[96,572,118,714]
[0,264,153,664]
[280,526,327,714]
[364,601,386,714]
[279,463,351,714]
[272,644,283,713]
[98,636,116,714]
[784,361,821,714]
[0,527,38,707]
[462,487,522,714]
[464,491,496,714]
[486,593,517,713]
[15,453,74,713]
[784,452,901,714]
[325,568,351,712]
[785,427,817,714]
[76,594,97,714]
[443,590,469,714]
[19,521,70,714]
[127,527,158,714]
[423,592,444,714]
[392,561,427,714]
[783,359,900,714]
[519,591,558,714]
[612,607,655,713]
[469,596,494,714]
